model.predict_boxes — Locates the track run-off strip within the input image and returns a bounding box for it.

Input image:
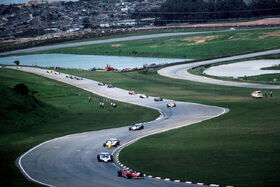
[158,49,280,89]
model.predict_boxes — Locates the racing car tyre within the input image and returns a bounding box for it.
[117,171,122,177]
[126,174,132,179]
[129,127,131,131]
[103,143,106,147]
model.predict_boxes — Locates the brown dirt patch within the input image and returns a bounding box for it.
[150,45,158,48]
[181,36,218,45]
[259,31,280,39]
[228,33,253,41]
[111,44,122,47]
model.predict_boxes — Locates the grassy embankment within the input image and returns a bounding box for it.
[38,27,280,59]
[2,27,280,187]
[59,68,280,187]
[1,28,227,56]
[0,68,159,187]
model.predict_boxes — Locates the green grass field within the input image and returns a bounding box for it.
[2,27,280,187]
[0,69,159,187]
[38,28,280,59]
[58,69,280,187]
[262,64,280,70]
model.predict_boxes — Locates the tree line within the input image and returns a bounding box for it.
[131,0,280,24]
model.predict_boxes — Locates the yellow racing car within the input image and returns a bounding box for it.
[167,102,176,108]
[103,138,120,148]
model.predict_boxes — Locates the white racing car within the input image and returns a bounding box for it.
[103,138,120,148]
[167,102,176,108]
[154,97,163,101]
[139,94,149,99]
[97,152,113,162]
[129,123,144,131]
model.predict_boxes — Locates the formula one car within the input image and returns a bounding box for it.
[167,102,176,108]
[129,123,144,131]
[129,91,137,95]
[139,94,149,99]
[107,84,114,88]
[103,138,120,148]
[47,70,52,73]
[118,169,144,179]
[154,97,163,101]
[251,91,263,98]
[97,152,113,162]
[74,76,83,80]
[98,82,105,86]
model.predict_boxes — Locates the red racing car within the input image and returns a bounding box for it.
[129,91,137,95]
[118,169,144,179]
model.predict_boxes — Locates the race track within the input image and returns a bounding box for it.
[11,66,227,187]
[158,49,280,89]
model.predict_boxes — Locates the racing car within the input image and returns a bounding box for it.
[74,76,83,80]
[167,102,176,108]
[103,138,120,148]
[129,91,137,95]
[129,123,144,131]
[139,94,149,99]
[118,169,144,179]
[98,82,105,86]
[97,152,113,162]
[107,84,114,88]
[154,97,163,101]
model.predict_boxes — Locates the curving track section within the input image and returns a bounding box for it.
[158,49,280,89]
[10,66,227,187]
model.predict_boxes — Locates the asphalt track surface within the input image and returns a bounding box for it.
[10,66,227,187]
[0,32,209,56]
[158,49,280,89]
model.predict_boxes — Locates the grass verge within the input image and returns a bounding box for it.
[36,27,280,59]
[58,68,280,187]
[0,68,159,187]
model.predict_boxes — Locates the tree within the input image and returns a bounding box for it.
[83,17,91,29]
[14,60,20,66]
[13,84,29,96]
